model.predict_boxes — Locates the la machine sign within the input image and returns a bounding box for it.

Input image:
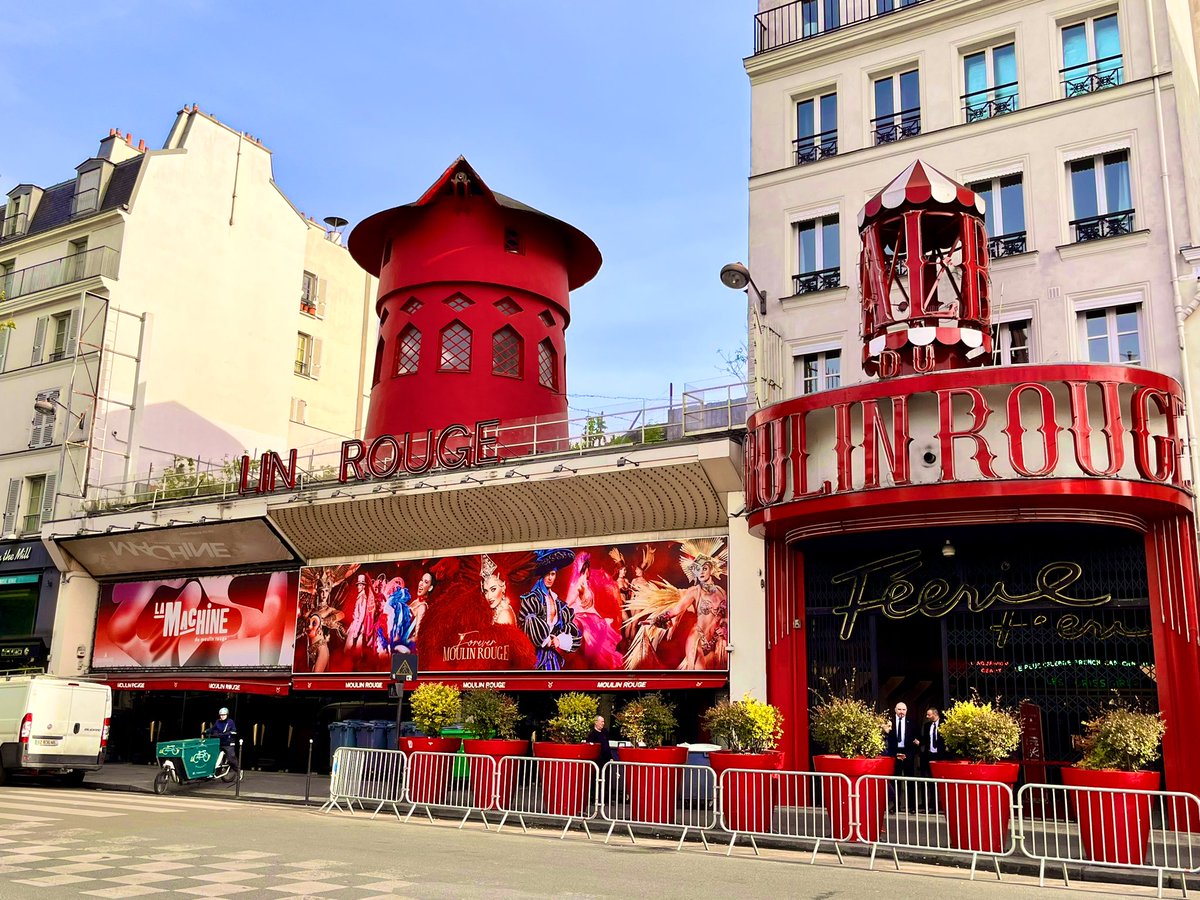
[745,365,1187,513]
[239,419,500,493]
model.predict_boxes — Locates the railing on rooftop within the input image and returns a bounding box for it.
[81,383,751,512]
[754,0,932,55]
[0,246,119,302]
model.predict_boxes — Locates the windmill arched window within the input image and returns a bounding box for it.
[394,325,421,376]
[537,339,557,390]
[439,320,472,371]
[492,326,522,378]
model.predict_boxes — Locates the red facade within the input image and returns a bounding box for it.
[349,158,601,445]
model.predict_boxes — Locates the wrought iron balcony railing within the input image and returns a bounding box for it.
[0,246,119,302]
[794,130,838,166]
[1061,54,1124,98]
[988,231,1028,258]
[793,267,842,295]
[872,109,921,145]
[1070,210,1134,243]
[754,0,932,55]
[963,83,1019,122]
[0,212,29,241]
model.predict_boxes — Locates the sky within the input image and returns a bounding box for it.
[0,1,753,421]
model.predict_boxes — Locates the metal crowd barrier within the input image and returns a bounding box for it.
[718,767,852,862]
[856,774,1016,880]
[1017,782,1200,897]
[495,755,602,840]
[321,746,407,819]
[403,750,496,829]
[599,760,717,850]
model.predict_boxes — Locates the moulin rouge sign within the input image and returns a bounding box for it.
[745,366,1187,512]
[237,419,500,493]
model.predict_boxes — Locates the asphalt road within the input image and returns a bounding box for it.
[0,784,1164,899]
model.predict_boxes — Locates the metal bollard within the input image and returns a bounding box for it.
[235,739,243,799]
[305,738,314,805]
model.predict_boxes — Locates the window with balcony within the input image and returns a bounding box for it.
[795,91,837,165]
[300,271,318,315]
[73,168,101,216]
[1081,303,1140,364]
[395,325,421,376]
[537,339,557,390]
[992,319,1032,365]
[793,215,840,295]
[67,237,88,281]
[439,321,472,371]
[1,259,13,299]
[1069,151,1133,242]
[1062,13,1122,98]
[492,326,522,378]
[797,350,841,394]
[50,312,72,362]
[963,43,1018,122]
[872,69,920,145]
[295,331,322,378]
[969,174,1027,257]
[2,194,29,239]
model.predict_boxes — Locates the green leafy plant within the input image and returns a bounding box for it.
[409,682,462,737]
[546,692,599,744]
[703,693,783,753]
[940,696,1021,763]
[616,694,678,748]
[462,689,521,740]
[809,685,888,759]
[1076,700,1165,771]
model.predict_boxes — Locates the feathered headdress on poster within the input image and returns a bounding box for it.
[479,553,500,590]
[679,538,728,583]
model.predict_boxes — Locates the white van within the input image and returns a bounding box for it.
[0,675,112,784]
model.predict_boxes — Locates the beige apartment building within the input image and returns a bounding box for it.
[0,106,375,540]
[746,0,1200,409]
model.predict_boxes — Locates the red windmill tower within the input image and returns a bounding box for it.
[858,160,993,378]
[349,158,602,452]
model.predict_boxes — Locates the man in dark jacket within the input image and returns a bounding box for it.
[885,702,918,810]
[919,706,944,777]
[585,715,614,804]
[207,707,240,778]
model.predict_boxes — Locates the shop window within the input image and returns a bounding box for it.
[0,571,39,637]
[395,325,421,376]
[492,326,522,378]
[440,321,472,371]
[537,339,557,390]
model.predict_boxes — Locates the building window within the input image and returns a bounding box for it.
[539,310,555,327]
[401,297,423,315]
[67,237,88,281]
[300,271,318,315]
[3,193,29,238]
[289,397,307,424]
[29,389,59,449]
[1061,14,1123,98]
[1081,304,1141,364]
[296,332,314,377]
[444,293,473,312]
[495,297,521,316]
[795,91,837,165]
[395,325,421,376]
[963,43,1018,122]
[872,69,920,145]
[797,350,841,394]
[439,321,472,371]
[20,475,46,536]
[50,312,72,361]
[992,319,1032,365]
[492,327,522,378]
[382,238,392,267]
[793,215,840,295]
[504,228,523,254]
[372,336,384,386]
[800,0,840,37]
[537,340,557,390]
[1069,151,1133,242]
[73,168,101,215]
[969,175,1027,257]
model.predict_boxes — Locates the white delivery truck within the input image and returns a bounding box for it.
[0,675,112,785]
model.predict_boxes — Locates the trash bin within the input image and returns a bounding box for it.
[369,720,392,750]
[440,726,470,779]
[343,719,369,749]
[328,721,352,766]
[679,743,720,805]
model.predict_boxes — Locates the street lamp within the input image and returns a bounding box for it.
[719,262,768,316]
[33,395,86,429]
[719,262,782,408]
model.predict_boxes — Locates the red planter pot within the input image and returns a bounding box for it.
[533,742,601,817]
[930,760,1019,854]
[813,755,893,842]
[709,750,783,833]
[400,736,462,805]
[1062,767,1160,865]
[463,738,528,810]
[619,746,688,824]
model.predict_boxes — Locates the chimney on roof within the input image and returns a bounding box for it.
[98,129,141,164]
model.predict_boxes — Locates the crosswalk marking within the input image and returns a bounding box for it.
[0,787,236,812]
[0,800,123,818]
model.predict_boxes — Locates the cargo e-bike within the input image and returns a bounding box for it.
[153,737,241,793]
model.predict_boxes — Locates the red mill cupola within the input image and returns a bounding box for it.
[349,158,602,446]
[858,160,992,378]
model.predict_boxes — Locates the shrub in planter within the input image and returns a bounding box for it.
[616,694,684,824]
[703,694,784,833]
[932,696,1022,854]
[535,693,601,817]
[1064,701,1166,866]
[462,689,526,810]
[401,682,463,805]
[809,689,892,842]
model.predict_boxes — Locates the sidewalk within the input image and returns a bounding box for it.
[85,762,329,805]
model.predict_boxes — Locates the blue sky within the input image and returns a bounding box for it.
[1,1,752,419]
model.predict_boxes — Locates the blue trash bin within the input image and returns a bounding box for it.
[380,721,397,750]
[328,721,351,766]
[369,720,391,750]
[342,719,368,748]
[680,743,720,805]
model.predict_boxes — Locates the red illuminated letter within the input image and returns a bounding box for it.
[339,440,366,483]
[936,387,998,481]
[862,397,912,489]
[1001,383,1060,477]
[1066,381,1126,477]
[1131,387,1180,484]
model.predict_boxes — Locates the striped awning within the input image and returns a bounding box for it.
[858,159,985,230]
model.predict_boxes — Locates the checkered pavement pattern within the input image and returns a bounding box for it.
[0,788,415,898]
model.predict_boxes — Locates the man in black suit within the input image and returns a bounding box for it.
[919,707,944,777]
[885,702,919,811]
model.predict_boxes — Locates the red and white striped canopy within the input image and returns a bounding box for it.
[858,159,985,230]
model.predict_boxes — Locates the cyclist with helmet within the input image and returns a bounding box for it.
[207,707,241,779]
